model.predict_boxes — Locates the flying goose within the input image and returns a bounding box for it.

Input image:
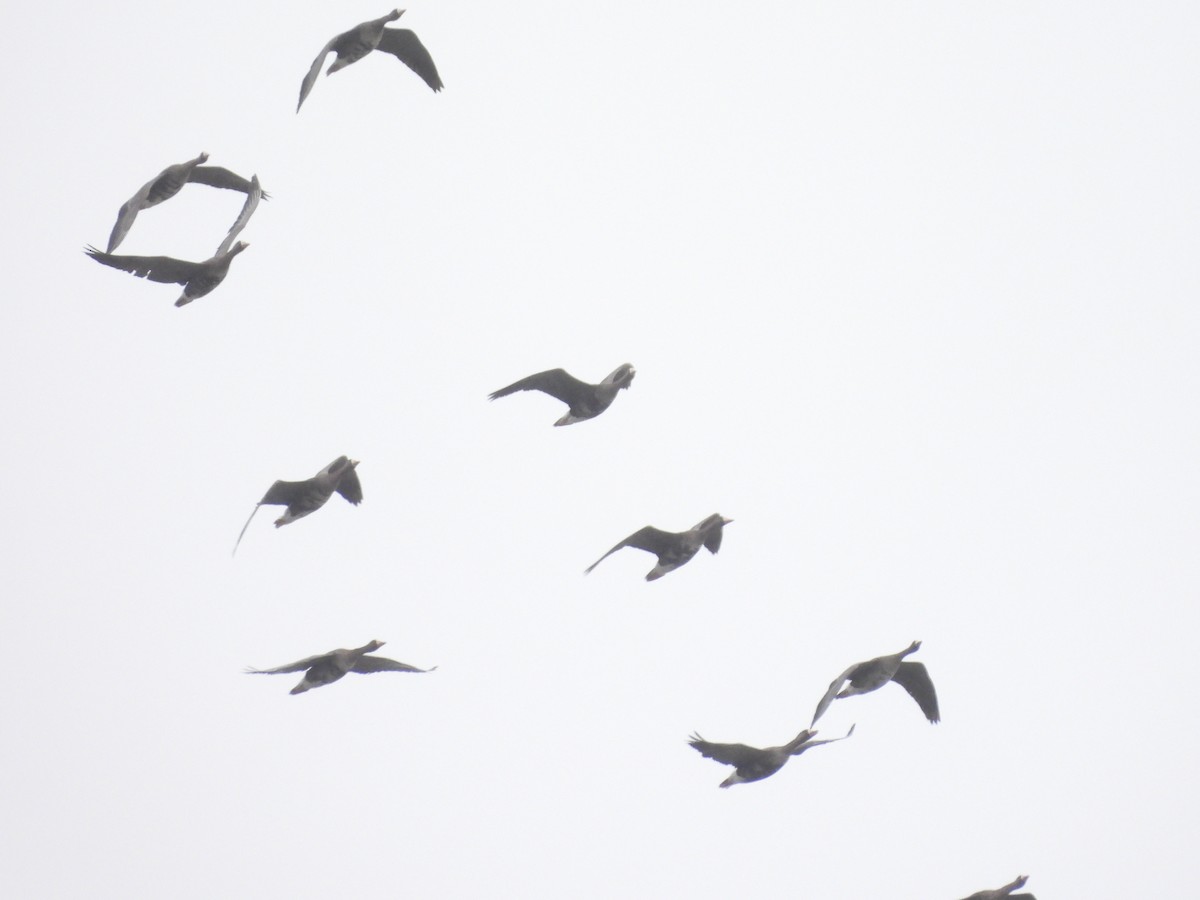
[298,9,443,111]
[585,513,731,581]
[233,456,362,555]
[104,152,269,253]
[810,640,940,726]
[958,875,1036,900]
[245,640,435,694]
[85,176,262,307]
[488,364,636,426]
[688,724,855,787]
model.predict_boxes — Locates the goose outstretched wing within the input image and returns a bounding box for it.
[791,723,855,755]
[377,28,444,91]
[892,661,940,723]
[245,652,331,675]
[687,735,766,768]
[489,369,591,406]
[298,39,339,111]
[584,526,676,574]
[106,197,149,255]
[335,468,363,505]
[810,665,858,726]
[85,247,199,285]
[259,479,312,507]
[189,166,270,199]
[351,656,436,674]
[216,176,262,255]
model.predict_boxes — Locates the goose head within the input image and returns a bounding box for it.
[604,363,636,389]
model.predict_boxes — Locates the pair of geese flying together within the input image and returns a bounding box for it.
[246,639,434,695]
[231,451,730,586]
[490,364,733,581]
[85,153,264,307]
[691,642,938,787]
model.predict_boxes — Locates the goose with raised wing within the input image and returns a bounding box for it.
[811,640,940,726]
[245,640,435,694]
[585,513,730,581]
[233,456,362,555]
[489,364,636,426]
[298,8,443,111]
[688,724,854,788]
[104,152,268,253]
[958,874,1036,900]
[85,176,262,307]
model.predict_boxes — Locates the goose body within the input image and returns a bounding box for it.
[86,175,262,307]
[245,640,435,694]
[489,363,636,426]
[233,456,362,555]
[298,9,443,111]
[688,724,854,787]
[959,875,1036,900]
[811,640,940,725]
[104,153,268,253]
[585,513,731,580]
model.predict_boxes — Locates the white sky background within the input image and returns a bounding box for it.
[2,1,1198,896]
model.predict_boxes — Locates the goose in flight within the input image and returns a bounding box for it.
[85,176,262,307]
[233,456,362,555]
[810,640,940,726]
[298,9,443,111]
[585,513,731,581]
[488,364,636,426]
[958,875,1036,900]
[104,152,268,253]
[688,724,854,787]
[245,640,435,694]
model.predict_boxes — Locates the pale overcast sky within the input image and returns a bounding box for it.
[3,2,1198,897]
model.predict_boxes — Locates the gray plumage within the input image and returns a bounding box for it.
[688,724,854,788]
[585,513,731,581]
[104,152,268,254]
[298,8,443,112]
[233,456,362,555]
[810,640,940,726]
[86,176,262,307]
[489,363,636,426]
[245,640,435,694]
[958,875,1036,900]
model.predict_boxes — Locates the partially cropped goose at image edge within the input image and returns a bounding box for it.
[488,363,636,426]
[103,152,269,253]
[85,176,263,307]
[810,640,940,726]
[298,8,443,111]
[688,724,854,788]
[245,640,435,695]
[958,874,1036,900]
[233,456,362,555]
[585,513,731,581]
